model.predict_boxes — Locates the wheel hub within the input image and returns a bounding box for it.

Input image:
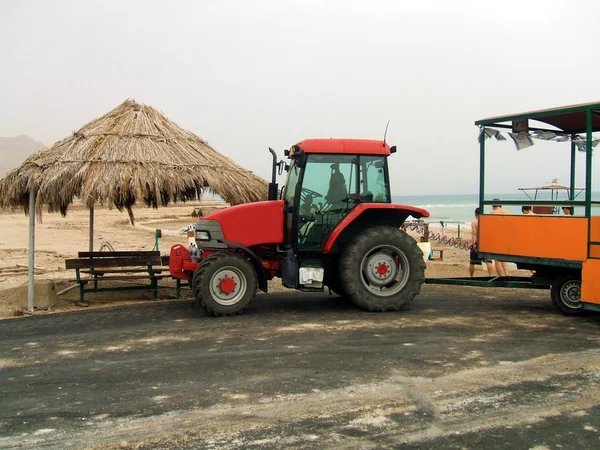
[365,252,398,286]
[561,280,581,306]
[209,268,246,306]
[376,263,389,276]
[219,276,237,294]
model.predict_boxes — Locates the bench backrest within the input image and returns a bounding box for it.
[66,251,162,269]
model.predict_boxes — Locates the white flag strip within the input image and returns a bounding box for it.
[508,132,534,150]
[533,130,557,140]
[479,128,596,149]
[481,127,507,141]
[574,139,598,152]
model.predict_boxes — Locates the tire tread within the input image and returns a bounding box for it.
[339,226,425,312]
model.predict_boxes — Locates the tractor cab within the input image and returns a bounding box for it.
[272,139,394,252]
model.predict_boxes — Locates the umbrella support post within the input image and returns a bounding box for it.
[89,206,94,252]
[27,189,35,312]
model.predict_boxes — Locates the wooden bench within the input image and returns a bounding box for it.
[65,251,172,304]
[431,248,444,261]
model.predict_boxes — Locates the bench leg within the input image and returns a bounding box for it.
[79,283,86,304]
[150,278,158,300]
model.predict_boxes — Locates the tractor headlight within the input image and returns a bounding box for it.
[196,230,211,241]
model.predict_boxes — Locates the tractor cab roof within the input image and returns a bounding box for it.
[292,139,393,156]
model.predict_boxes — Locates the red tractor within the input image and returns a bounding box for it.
[169,139,430,315]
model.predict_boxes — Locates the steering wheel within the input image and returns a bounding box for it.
[300,187,323,203]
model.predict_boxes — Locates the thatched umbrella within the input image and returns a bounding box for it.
[0,99,268,310]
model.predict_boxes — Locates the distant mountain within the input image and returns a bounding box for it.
[0,135,46,176]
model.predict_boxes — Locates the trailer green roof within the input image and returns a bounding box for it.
[475,101,600,133]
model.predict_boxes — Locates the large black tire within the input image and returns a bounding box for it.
[551,276,583,315]
[339,226,425,312]
[192,252,257,316]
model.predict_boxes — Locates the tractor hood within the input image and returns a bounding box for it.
[197,200,285,248]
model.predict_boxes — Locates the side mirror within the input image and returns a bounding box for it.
[277,160,288,175]
[390,145,397,154]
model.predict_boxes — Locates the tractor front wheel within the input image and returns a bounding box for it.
[192,252,257,316]
[339,226,425,312]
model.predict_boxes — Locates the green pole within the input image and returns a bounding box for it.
[585,109,593,219]
[155,229,161,252]
[479,127,485,214]
[570,139,576,203]
[585,109,593,259]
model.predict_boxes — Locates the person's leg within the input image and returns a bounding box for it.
[469,249,478,277]
[485,261,494,276]
[495,260,506,276]
[502,261,509,276]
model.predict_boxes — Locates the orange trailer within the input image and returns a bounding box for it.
[427,101,600,315]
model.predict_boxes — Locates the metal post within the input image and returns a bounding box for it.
[89,206,94,253]
[585,109,593,260]
[585,110,593,219]
[27,189,35,312]
[479,128,486,214]
[570,139,576,202]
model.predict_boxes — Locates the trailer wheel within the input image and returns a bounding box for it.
[192,252,257,316]
[551,276,583,315]
[339,226,425,312]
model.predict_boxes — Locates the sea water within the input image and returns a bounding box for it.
[392,193,600,226]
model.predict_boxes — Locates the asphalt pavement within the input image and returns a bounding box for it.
[1,285,599,449]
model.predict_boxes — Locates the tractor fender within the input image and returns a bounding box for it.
[323,204,430,254]
[221,240,269,293]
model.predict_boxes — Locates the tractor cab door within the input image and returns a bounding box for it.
[282,160,302,247]
[282,153,391,252]
[295,154,360,252]
[280,152,390,288]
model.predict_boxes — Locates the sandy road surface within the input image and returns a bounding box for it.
[1,285,599,449]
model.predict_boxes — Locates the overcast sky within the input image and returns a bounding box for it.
[1,0,598,195]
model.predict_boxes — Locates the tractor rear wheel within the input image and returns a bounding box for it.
[551,275,583,315]
[192,252,257,316]
[339,226,425,312]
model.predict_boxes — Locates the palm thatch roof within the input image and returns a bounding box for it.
[0,99,267,221]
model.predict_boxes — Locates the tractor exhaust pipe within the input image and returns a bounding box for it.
[268,147,279,201]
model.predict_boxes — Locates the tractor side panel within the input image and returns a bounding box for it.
[204,200,285,247]
[322,204,429,254]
